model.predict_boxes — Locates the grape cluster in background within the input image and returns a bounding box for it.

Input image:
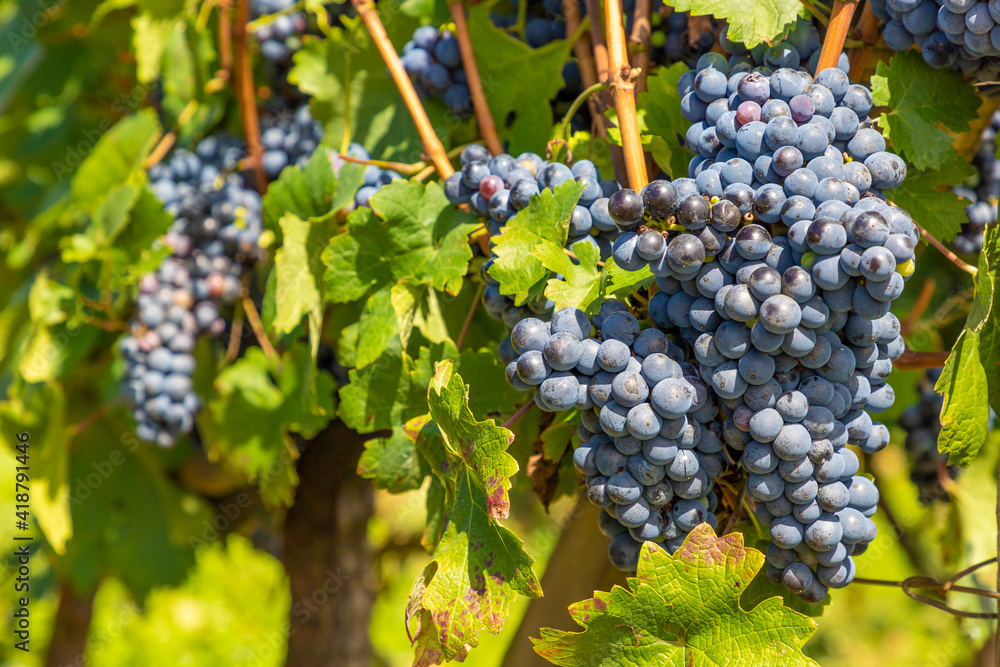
[953,111,1000,255]
[871,0,1000,77]
[123,137,265,447]
[401,26,474,119]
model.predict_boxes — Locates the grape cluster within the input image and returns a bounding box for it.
[507,302,729,568]
[871,0,1000,77]
[898,370,959,503]
[330,143,404,209]
[402,26,473,119]
[444,143,621,357]
[594,41,917,598]
[490,0,578,48]
[124,139,266,446]
[251,0,310,64]
[650,10,719,66]
[953,111,1000,254]
[259,104,325,180]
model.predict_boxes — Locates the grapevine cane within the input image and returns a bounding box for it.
[629,0,652,96]
[893,350,951,370]
[564,0,602,125]
[603,0,649,189]
[815,0,857,74]
[350,0,455,178]
[234,0,268,192]
[449,2,504,156]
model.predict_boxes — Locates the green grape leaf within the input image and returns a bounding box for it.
[427,361,518,519]
[974,225,1000,417]
[533,524,818,666]
[262,149,364,236]
[289,15,441,160]
[490,180,583,305]
[355,285,398,369]
[391,278,449,350]
[664,0,803,48]
[206,346,336,506]
[273,212,327,356]
[871,51,982,171]
[884,156,974,243]
[603,257,655,302]
[936,330,990,468]
[938,224,1000,466]
[467,3,571,154]
[62,417,208,598]
[538,236,603,312]
[322,180,479,303]
[112,186,175,266]
[540,419,575,462]
[69,110,159,208]
[631,63,694,178]
[357,426,429,493]
[337,340,444,434]
[456,346,525,418]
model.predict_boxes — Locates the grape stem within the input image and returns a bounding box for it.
[900,278,936,336]
[233,0,268,192]
[912,219,979,277]
[226,301,245,363]
[584,0,627,182]
[66,398,120,439]
[628,0,652,95]
[218,0,233,80]
[798,0,831,26]
[242,296,278,359]
[893,349,950,370]
[350,0,454,178]
[502,400,536,430]
[564,0,602,126]
[145,100,201,169]
[858,0,879,44]
[854,572,1000,619]
[815,0,857,74]
[602,0,648,190]
[554,82,610,151]
[334,152,428,175]
[456,282,486,351]
[449,2,503,156]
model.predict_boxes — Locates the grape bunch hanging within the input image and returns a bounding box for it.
[496,28,916,602]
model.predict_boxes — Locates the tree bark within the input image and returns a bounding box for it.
[501,500,627,667]
[45,581,95,667]
[283,422,375,666]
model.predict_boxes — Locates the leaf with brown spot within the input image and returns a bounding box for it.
[532,524,818,666]
[427,361,518,519]
[407,471,542,665]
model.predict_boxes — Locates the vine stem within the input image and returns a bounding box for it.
[144,100,200,169]
[915,220,979,276]
[799,0,831,26]
[894,349,950,370]
[556,82,610,142]
[335,152,427,175]
[351,0,454,178]
[858,0,880,43]
[66,399,120,438]
[226,301,245,363]
[628,0,652,95]
[242,296,278,359]
[815,0,857,73]
[901,277,936,335]
[603,0,648,189]
[218,0,233,79]
[233,0,267,192]
[456,282,485,352]
[449,2,503,156]
[564,0,601,125]
[502,400,536,429]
